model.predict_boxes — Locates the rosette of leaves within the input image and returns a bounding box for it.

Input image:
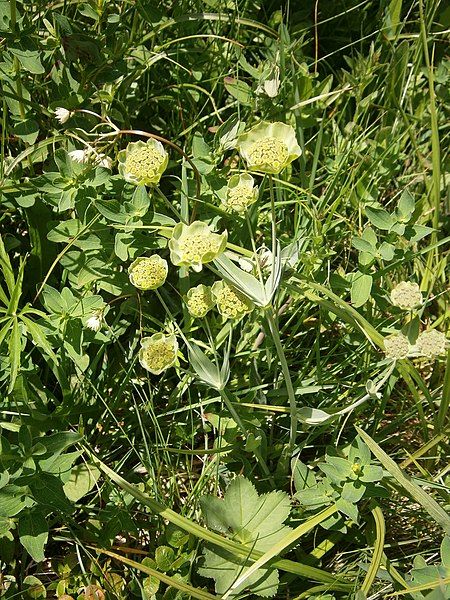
[198,477,291,597]
[293,438,385,530]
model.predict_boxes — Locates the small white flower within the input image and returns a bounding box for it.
[55,107,72,124]
[69,149,88,163]
[97,153,112,169]
[238,257,254,272]
[86,311,103,332]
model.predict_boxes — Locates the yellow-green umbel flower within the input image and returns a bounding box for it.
[118,139,168,186]
[169,221,227,272]
[128,255,168,290]
[139,333,178,375]
[384,333,410,360]
[222,173,258,213]
[237,121,301,174]
[390,281,422,310]
[185,284,214,318]
[211,280,254,320]
[416,329,447,358]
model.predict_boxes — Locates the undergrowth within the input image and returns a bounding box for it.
[0,1,449,599]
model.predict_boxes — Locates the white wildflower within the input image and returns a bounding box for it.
[55,107,72,124]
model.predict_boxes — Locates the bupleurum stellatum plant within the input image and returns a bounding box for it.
[1,3,449,599]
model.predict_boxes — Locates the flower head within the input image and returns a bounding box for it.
[390,281,422,310]
[85,310,103,332]
[237,121,301,174]
[416,329,447,358]
[222,173,258,213]
[118,139,168,186]
[128,255,168,290]
[185,285,214,318]
[139,333,178,375]
[384,333,410,360]
[211,280,254,319]
[55,107,72,124]
[169,221,227,272]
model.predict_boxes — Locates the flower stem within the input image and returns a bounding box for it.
[219,388,274,484]
[268,174,277,260]
[265,306,298,455]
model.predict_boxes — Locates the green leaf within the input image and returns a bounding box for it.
[13,118,40,145]
[352,237,376,254]
[351,272,372,308]
[223,77,252,105]
[155,546,176,572]
[8,318,21,393]
[0,485,32,517]
[356,427,450,534]
[9,46,45,74]
[199,477,292,597]
[379,242,395,261]
[63,463,100,502]
[29,473,72,512]
[18,510,48,562]
[21,315,57,362]
[397,189,415,221]
[365,206,395,231]
[291,458,317,491]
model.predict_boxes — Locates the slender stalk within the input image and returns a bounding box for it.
[155,186,183,222]
[265,307,298,455]
[245,211,264,285]
[219,388,273,483]
[268,174,277,261]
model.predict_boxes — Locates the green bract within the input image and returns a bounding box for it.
[168,221,227,272]
[223,173,258,213]
[139,333,178,375]
[128,255,168,290]
[117,139,169,186]
[211,280,254,320]
[237,121,301,174]
[185,284,214,318]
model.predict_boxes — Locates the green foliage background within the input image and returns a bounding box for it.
[0,0,449,599]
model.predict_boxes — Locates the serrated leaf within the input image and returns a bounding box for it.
[199,477,291,597]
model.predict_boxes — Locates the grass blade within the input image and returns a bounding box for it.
[356,427,450,534]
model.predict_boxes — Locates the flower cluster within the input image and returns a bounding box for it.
[139,333,178,375]
[118,139,168,186]
[416,330,446,358]
[212,281,254,320]
[185,285,214,318]
[384,333,410,360]
[390,281,422,310]
[223,173,258,213]
[237,121,301,174]
[169,221,227,272]
[384,329,447,360]
[128,256,168,290]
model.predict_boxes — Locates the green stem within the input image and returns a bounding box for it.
[155,186,183,222]
[268,174,277,260]
[265,307,298,455]
[219,388,273,483]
